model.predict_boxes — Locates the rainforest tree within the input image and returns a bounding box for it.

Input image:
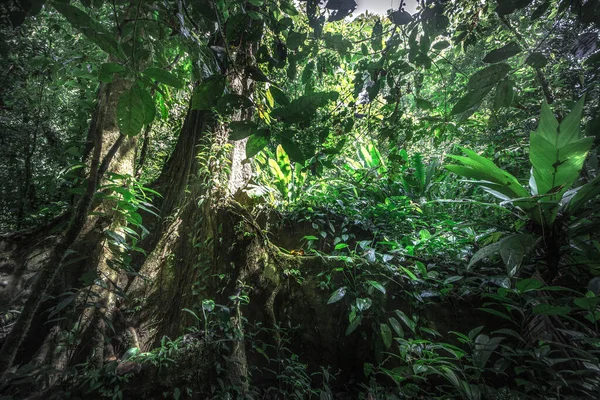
[1,0,599,398]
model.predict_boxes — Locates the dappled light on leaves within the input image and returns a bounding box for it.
[0,0,600,398]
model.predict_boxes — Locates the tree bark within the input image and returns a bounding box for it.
[0,74,134,377]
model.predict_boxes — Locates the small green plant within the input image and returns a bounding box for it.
[253,144,308,204]
[183,299,215,342]
[249,324,335,399]
[97,172,160,273]
[399,153,442,202]
[77,361,131,400]
[130,336,179,372]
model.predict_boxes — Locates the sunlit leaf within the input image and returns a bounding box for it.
[246,129,270,158]
[530,97,593,211]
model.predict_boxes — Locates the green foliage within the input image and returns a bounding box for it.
[447,98,595,227]
[191,76,226,110]
[271,91,339,123]
[142,67,184,89]
[117,85,155,136]
[529,98,591,201]
[51,2,123,58]
[446,98,600,281]
[482,42,521,63]
[3,0,600,398]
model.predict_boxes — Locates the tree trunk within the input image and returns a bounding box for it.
[2,12,323,398]
[109,39,263,394]
[0,73,134,377]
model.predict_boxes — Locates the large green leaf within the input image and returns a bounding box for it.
[191,75,225,110]
[280,0,299,16]
[229,121,257,140]
[98,62,126,83]
[276,144,292,183]
[388,317,404,338]
[473,335,503,369]
[451,87,494,115]
[565,174,600,214]
[268,86,290,106]
[52,2,122,58]
[526,52,548,68]
[468,234,539,276]
[394,310,416,333]
[245,65,269,83]
[371,19,383,51]
[451,62,511,114]
[483,42,521,63]
[390,10,413,25]
[138,87,156,125]
[530,97,593,200]
[324,33,353,56]
[246,129,270,158]
[446,147,529,200]
[532,304,571,316]
[380,323,393,349]
[286,31,306,51]
[515,278,543,292]
[280,136,306,163]
[271,91,339,123]
[496,0,534,15]
[467,63,511,91]
[117,85,147,136]
[301,61,314,85]
[531,0,551,20]
[493,79,513,110]
[142,67,184,89]
[345,315,362,336]
[327,287,346,304]
[432,40,450,50]
[268,158,286,196]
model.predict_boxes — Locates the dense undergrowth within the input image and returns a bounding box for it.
[1,0,600,399]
